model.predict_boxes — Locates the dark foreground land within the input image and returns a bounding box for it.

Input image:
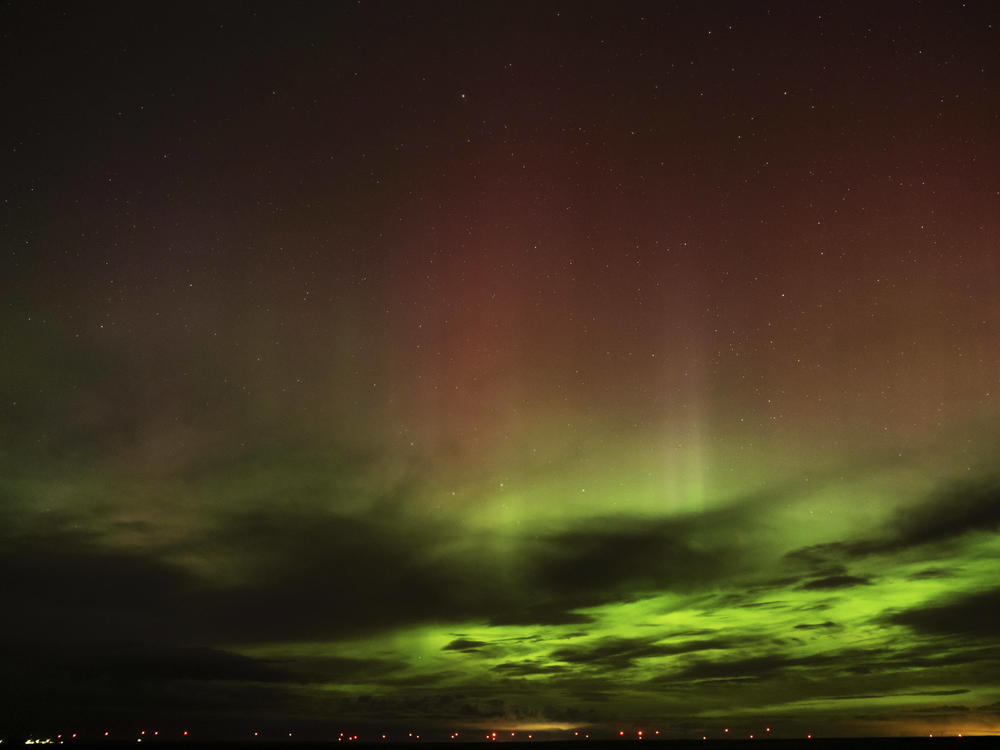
[35,740,995,750]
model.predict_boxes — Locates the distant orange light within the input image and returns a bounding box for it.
[619,731,624,737]
[183,733,188,737]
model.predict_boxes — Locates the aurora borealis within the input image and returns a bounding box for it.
[2,0,1000,740]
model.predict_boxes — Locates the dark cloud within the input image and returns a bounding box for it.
[907,567,958,580]
[0,529,205,643]
[491,661,569,677]
[333,692,510,721]
[910,704,973,714]
[800,574,873,590]
[0,642,290,685]
[845,643,1000,676]
[674,647,890,682]
[0,641,299,728]
[276,656,407,684]
[675,654,794,681]
[487,603,595,626]
[739,599,790,609]
[442,639,488,652]
[828,688,969,701]
[794,621,839,630]
[885,588,1000,640]
[481,495,796,628]
[191,509,467,641]
[551,636,734,670]
[785,542,861,566]
[891,477,1000,548]
[786,477,1000,565]
[908,689,970,697]
[524,514,746,607]
[0,493,484,645]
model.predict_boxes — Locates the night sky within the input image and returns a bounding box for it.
[2,0,999,740]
